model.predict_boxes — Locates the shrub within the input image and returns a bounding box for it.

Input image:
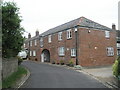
[17,56,23,65]
[60,60,64,65]
[113,59,119,77]
[69,60,74,67]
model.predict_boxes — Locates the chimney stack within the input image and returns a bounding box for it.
[112,23,116,30]
[28,33,31,38]
[36,30,39,36]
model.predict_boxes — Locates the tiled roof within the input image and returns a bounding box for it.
[40,17,112,36]
[25,16,112,42]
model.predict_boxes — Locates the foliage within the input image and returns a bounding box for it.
[17,56,23,65]
[112,60,119,77]
[113,56,120,77]
[2,2,25,58]
[69,60,74,67]
[2,66,27,88]
[60,60,64,65]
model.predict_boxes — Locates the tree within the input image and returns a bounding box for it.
[2,2,25,58]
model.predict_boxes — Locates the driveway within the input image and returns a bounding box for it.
[21,61,108,88]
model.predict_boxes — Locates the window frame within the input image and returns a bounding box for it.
[71,48,76,57]
[34,40,37,46]
[30,41,32,46]
[30,51,32,56]
[40,37,43,47]
[58,32,62,41]
[58,47,65,56]
[106,47,114,56]
[33,50,36,56]
[67,29,72,39]
[48,35,52,43]
[105,31,110,38]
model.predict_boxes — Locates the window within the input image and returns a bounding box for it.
[71,48,76,57]
[58,32,62,41]
[105,31,110,38]
[33,50,36,56]
[30,41,32,46]
[35,40,37,46]
[117,49,120,56]
[58,47,65,56]
[106,47,114,56]
[40,37,43,47]
[48,35,51,43]
[30,51,32,56]
[67,29,72,39]
[117,43,120,48]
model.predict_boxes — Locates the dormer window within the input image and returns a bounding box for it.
[67,29,72,39]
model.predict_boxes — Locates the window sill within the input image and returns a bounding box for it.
[71,56,76,58]
[59,55,65,57]
[67,38,72,40]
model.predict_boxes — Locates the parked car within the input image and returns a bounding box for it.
[18,50,28,59]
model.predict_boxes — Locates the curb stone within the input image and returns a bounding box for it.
[13,66,30,89]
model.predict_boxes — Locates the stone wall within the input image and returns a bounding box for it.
[2,58,18,80]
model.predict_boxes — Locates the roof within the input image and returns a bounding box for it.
[40,17,112,36]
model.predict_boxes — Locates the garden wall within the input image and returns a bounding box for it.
[2,58,18,80]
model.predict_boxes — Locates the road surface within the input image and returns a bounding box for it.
[21,61,108,88]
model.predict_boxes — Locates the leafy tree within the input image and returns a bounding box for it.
[2,2,25,58]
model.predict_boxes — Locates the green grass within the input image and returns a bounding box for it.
[2,66,27,88]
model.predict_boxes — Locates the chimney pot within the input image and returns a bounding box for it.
[112,23,116,30]
[36,30,39,36]
[28,33,31,38]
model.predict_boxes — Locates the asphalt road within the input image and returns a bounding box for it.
[21,61,107,88]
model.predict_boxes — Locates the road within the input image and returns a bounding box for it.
[21,61,108,88]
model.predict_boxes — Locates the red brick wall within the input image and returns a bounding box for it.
[78,28,117,66]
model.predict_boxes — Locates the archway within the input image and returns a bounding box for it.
[41,49,50,62]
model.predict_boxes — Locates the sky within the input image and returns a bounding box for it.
[4,0,120,38]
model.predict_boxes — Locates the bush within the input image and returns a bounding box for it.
[113,56,120,78]
[112,60,119,77]
[17,56,23,65]
[69,60,74,67]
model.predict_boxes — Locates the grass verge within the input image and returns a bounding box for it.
[2,66,27,88]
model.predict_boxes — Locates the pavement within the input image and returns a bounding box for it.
[15,60,119,89]
[81,66,119,88]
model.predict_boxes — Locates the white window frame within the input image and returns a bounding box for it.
[106,47,114,56]
[30,41,32,46]
[117,43,120,48]
[33,50,36,56]
[67,29,72,39]
[71,48,76,57]
[34,40,37,46]
[58,47,65,56]
[40,37,43,47]
[30,51,32,56]
[48,35,52,43]
[105,31,110,38]
[58,32,62,41]
[117,49,120,56]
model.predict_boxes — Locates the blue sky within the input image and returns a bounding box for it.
[4,0,120,37]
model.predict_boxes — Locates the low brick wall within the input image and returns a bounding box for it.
[2,58,18,80]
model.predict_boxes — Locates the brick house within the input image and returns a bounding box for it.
[24,17,117,67]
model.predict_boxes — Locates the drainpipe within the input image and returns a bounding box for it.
[75,28,78,65]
